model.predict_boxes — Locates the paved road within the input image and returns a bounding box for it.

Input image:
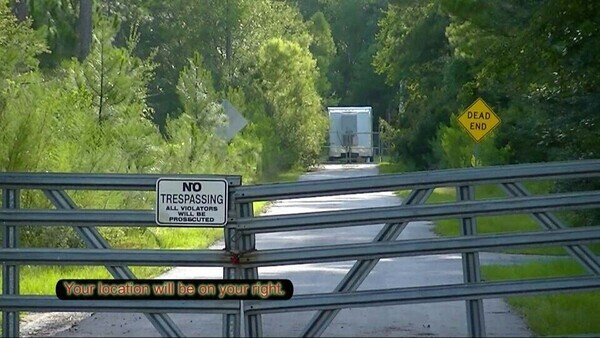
[28,164,532,337]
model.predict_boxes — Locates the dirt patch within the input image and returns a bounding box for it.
[20,312,92,337]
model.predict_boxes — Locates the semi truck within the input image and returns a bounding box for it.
[327,106,373,162]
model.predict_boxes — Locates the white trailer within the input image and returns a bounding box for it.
[328,106,373,162]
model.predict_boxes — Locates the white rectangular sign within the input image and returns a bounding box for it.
[155,178,228,226]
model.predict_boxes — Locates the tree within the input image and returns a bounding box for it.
[0,0,45,80]
[441,0,600,163]
[77,0,92,61]
[374,1,454,169]
[115,0,310,130]
[257,38,327,169]
[10,0,27,21]
[69,15,154,125]
[28,0,78,68]
[160,53,229,174]
[0,0,48,172]
[176,52,227,135]
[308,11,337,104]
[312,0,393,127]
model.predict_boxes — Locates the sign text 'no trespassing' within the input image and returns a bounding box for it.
[155,178,228,226]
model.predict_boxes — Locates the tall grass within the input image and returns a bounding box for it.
[483,260,600,336]
[380,162,569,255]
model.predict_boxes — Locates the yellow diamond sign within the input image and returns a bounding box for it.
[457,97,501,142]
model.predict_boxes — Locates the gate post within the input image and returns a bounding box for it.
[223,224,241,337]
[223,187,262,337]
[238,202,262,338]
[458,185,486,337]
[2,189,20,338]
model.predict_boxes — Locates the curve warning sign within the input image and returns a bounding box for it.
[155,178,228,226]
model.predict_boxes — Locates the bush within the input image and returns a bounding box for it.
[433,114,510,168]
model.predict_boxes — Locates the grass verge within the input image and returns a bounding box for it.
[378,160,412,174]
[379,161,567,255]
[482,260,600,336]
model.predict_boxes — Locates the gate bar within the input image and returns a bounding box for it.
[3,191,600,228]
[0,173,241,190]
[223,186,244,338]
[236,227,600,267]
[0,296,239,313]
[235,191,600,232]
[1,227,598,268]
[0,248,230,265]
[2,277,598,314]
[234,160,600,202]
[223,226,241,338]
[244,276,600,314]
[239,202,263,338]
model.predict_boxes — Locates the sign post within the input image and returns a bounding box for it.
[155,178,228,226]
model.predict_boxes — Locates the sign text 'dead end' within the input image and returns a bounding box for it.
[457,97,501,143]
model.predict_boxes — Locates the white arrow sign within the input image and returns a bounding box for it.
[217,99,248,142]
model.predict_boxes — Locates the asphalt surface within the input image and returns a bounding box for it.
[27,163,533,337]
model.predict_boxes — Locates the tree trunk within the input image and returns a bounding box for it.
[11,0,28,22]
[224,0,233,89]
[78,0,93,62]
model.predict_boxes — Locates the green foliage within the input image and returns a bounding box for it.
[118,0,311,127]
[257,38,328,169]
[374,0,600,180]
[377,160,411,174]
[221,88,262,181]
[67,15,155,125]
[374,1,456,169]
[450,0,600,163]
[4,0,598,251]
[321,0,391,120]
[177,53,227,134]
[308,11,336,104]
[378,118,404,163]
[433,115,510,168]
[29,0,79,68]
[375,2,448,86]
[0,1,46,78]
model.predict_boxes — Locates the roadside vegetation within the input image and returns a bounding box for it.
[0,0,319,299]
[482,261,600,336]
[1,0,599,335]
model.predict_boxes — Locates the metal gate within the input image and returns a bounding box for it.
[1,160,600,337]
